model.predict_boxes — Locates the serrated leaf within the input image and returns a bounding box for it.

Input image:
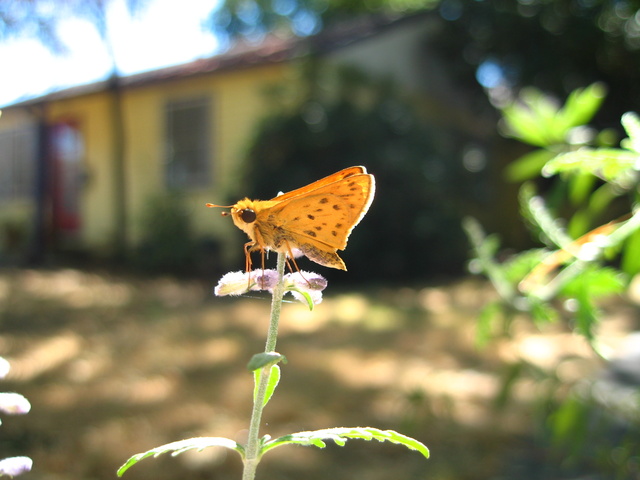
[261,427,429,459]
[117,437,243,476]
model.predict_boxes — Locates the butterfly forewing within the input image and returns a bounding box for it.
[268,166,367,202]
[268,172,374,250]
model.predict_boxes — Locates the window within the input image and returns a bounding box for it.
[0,126,37,202]
[165,97,211,189]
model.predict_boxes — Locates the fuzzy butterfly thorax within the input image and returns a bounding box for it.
[207,166,375,271]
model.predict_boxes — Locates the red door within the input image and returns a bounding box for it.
[49,122,83,244]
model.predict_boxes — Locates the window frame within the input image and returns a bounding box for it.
[164,96,212,190]
[0,126,37,202]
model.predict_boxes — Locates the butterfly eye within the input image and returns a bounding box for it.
[240,209,257,223]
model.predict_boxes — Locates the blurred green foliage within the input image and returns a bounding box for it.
[467,83,640,348]
[133,193,196,273]
[466,84,640,477]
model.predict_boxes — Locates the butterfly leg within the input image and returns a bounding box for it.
[246,233,270,289]
[243,241,256,288]
[243,241,255,272]
[283,239,311,285]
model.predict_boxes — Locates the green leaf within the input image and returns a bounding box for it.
[463,217,516,301]
[528,298,560,325]
[543,148,638,185]
[505,149,556,182]
[247,352,287,372]
[475,301,504,346]
[261,427,429,459]
[549,396,589,448]
[519,186,573,249]
[587,183,617,216]
[567,172,596,206]
[556,82,606,130]
[561,266,626,299]
[117,437,243,476]
[254,364,281,407]
[500,248,548,285]
[288,287,315,310]
[501,97,555,147]
[621,229,640,275]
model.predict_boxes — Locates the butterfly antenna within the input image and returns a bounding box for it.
[206,203,233,216]
[206,203,233,208]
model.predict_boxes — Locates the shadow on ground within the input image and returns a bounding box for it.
[0,268,635,480]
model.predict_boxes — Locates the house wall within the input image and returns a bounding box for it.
[329,17,435,93]
[0,61,289,260]
[122,63,287,247]
[46,93,117,252]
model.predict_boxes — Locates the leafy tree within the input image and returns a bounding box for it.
[211,0,640,124]
[0,0,147,54]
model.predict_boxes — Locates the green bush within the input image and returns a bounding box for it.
[467,83,640,478]
[133,193,195,274]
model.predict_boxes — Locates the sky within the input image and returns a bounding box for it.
[0,0,222,107]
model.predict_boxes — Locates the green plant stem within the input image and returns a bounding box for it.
[242,252,287,480]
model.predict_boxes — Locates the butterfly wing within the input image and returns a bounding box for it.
[254,172,374,270]
[273,173,373,247]
[268,166,368,202]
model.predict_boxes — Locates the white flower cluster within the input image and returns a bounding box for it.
[0,357,32,477]
[214,270,328,306]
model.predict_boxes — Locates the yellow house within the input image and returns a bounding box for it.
[0,13,476,269]
[0,36,296,265]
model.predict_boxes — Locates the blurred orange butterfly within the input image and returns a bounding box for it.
[519,214,629,294]
[207,166,375,272]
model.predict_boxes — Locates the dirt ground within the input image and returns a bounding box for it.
[0,268,636,480]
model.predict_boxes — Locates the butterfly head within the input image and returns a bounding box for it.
[206,199,258,238]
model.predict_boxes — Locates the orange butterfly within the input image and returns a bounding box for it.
[207,166,375,272]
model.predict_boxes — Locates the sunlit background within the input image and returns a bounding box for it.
[0,0,223,106]
[1,1,640,479]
